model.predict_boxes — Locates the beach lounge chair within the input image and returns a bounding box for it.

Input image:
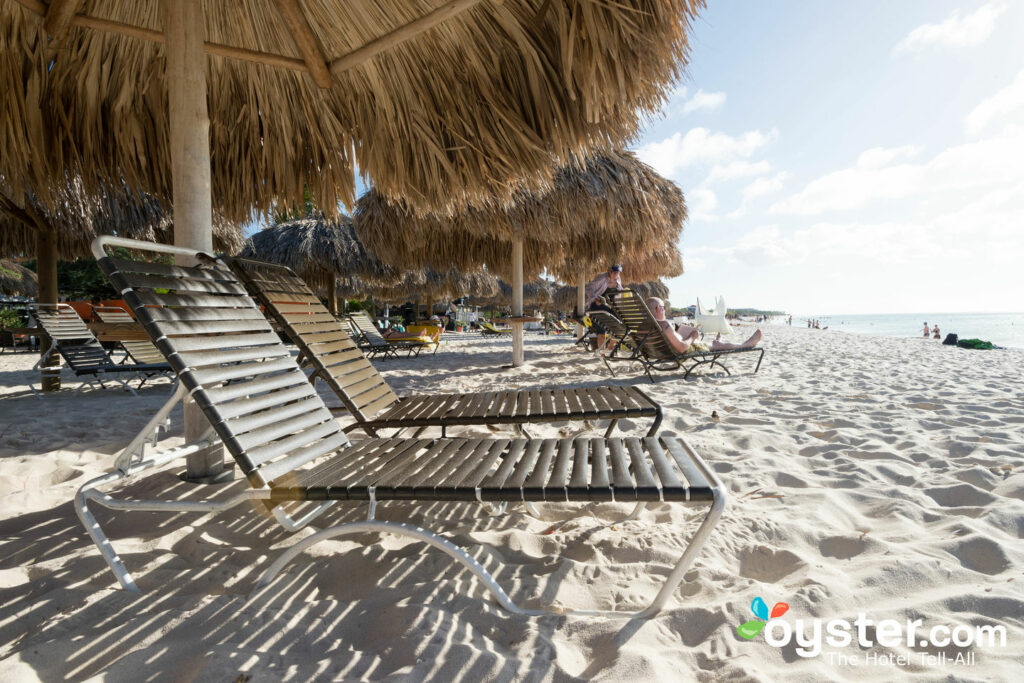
[79,237,726,618]
[479,321,511,335]
[228,257,663,438]
[347,310,432,358]
[605,292,765,383]
[29,303,172,397]
[93,306,169,367]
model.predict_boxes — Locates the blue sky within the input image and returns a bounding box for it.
[634,1,1024,315]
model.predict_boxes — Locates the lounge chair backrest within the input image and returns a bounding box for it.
[348,311,389,348]
[96,247,348,488]
[32,303,118,372]
[228,258,401,421]
[607,293,678,361]
[93,306,167,365]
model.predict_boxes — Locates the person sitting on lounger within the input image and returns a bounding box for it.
[648,297,761,354]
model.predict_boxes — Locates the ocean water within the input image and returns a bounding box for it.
[784,313,1024,349]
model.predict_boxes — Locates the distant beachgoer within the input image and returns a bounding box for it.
[923,322,930,338]
[932,324,940,340]
[585,264,624,350]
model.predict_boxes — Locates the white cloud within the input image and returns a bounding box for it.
[742,172,790,202]
[770,127,1024,216]
[636,127,778,177]
[893,2,1008,54]
[682,89,727,115]
[686,187,719,221]
[856,145,923,169]
[705,160,773,184]
[965,68,1024,135]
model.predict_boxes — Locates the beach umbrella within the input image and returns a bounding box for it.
[238,212,398,314]
[0,258,37,296]
[497,279,556,309]
[2,0,701,475]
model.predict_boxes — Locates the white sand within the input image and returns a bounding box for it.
[1,325,1022,681]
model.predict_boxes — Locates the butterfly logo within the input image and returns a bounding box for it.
[737,597,789,639]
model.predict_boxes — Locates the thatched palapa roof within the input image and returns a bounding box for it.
[238,213,397,289]
[354,149,686,280]
[0,258,37,296]
[3,1,704,218]
[0,175,244,259]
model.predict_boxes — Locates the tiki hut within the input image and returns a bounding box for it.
[0,258,37,296]
[238,212,398,314]
[3,1,704,219]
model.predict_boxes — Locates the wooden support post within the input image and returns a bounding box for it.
[326,278,337,316]
[36,229,60,391]
[512,238,524,366]
[576,273,586,341]
[165,0,226,483]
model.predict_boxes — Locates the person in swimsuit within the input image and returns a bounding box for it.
[923,322,930,337]
[648,297,761,354]
[933,324,940,340]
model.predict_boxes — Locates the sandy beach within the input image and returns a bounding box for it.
[1,324,1022,681]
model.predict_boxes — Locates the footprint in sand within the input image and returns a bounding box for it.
[819,535,870,560]
[738,545,806,583]
[945,536,1011,575]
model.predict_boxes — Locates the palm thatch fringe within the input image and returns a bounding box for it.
[3,1,705,218]
[0,174,244,259]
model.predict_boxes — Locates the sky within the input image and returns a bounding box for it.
[633,1,1024,315]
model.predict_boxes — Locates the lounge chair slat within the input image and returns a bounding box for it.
[117,272,248,296]
[134,291,255,310]
[547,439,574,489]
[168,332,281,353]
[524,438,558,490]
[190,356,297,385]
[369,439,444,488]
[590,439,610,490]
[155,318,270,336]
[205,369,309,403]
[359,394,402,421]
[144,307,266,323]
[108,257,231,281]
[417,439,483,489]
[404,439,465,488]
[625,438,658,491]
[177,344,292,369]
[331,364,378,388]
[507,439,543,488]
[212,383,318,421]
[644,437,682,490]
[608,439,634,493]
[245,420,340,468]
[661,439,712,494]
[569,439,590,489]
[351,383,394,411]
[459,439,514,492]
[257,432,350,486]
[482,439,527,489]
[235,408,335,452]
[226,396,327,438]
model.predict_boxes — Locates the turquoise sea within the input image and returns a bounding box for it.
[786,313,1024,349]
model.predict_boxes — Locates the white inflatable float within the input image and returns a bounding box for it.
[695,296,733,336]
